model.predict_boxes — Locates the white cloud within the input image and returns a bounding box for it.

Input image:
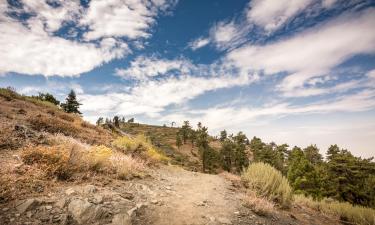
[247,0,313,32]
[227,9,375,94]
[188,37,210,51]
[115,56,195,80]
[20,0,81,33]
[81,72,255,118]
[0,17,129,76]
[160,89,375,133]
[210,20,250,51]
[0,0,178,77]
[80,0,177,40]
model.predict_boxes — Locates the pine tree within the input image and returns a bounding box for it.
[196,124,209,172]
[287,146,323,199]
[61,90,82,114]
[180,121,192,144]
[233,132,249,173]
[113,116,120,127]
[176,133,182,149]
[304,144,323,165]
[96,117,104,126]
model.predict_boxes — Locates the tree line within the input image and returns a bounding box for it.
[175,121,375,208]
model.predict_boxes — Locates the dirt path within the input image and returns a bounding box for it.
[134,166,241,225]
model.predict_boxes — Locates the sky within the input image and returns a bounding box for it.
[0,0,375,158]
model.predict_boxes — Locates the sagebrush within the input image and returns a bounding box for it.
[242,162,292,208]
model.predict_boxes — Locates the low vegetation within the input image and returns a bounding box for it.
[21,135,146,180]
[243,191,275,216]
[112,135,169,163]
[242,162,292,208]
[295,195,375,225]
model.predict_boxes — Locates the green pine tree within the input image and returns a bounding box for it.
[61,90,82,114]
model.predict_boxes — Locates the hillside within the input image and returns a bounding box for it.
[0,88,373,225]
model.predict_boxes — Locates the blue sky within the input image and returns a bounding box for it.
[1,0,375,157]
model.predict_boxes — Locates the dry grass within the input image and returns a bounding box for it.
[28,115,79,136]
[220,171,242,188]
[243,191,275,216]
[242,162,292,208]
[295,195,375,225]
[112,135,169,163]
[20,134,146,181]
[110,153,146,179]
[21,144,76,180]
[58,113,75,122]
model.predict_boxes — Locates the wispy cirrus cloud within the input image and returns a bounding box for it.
[226,8,375,95]
[115,56,195,80]
[246,0,313,32]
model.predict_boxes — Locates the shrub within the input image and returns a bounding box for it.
[21,145,75,180]
[110,153,145,180]
[86,145,113,171]
[58,113,75,122]
[295,195,375,225]
[242,162,292,208]
[112,135,141,152]
[112,135,169,163]
[28,116,78,136]
[0,87,18,101]
[243,191,275,216]
[81,121,96,129]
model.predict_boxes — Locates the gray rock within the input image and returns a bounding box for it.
[111,211,131,225]
[65,188,76,196]
[16,199,39,214]
[46,205,52,210]
[82,185,97,194]
[68,198,108,224]
[93,195,103,204]
[55,198,68,208]
[127,207,137,217]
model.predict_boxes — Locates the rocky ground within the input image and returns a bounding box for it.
[0,160,340,225]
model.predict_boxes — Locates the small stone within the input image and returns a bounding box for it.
[40,215,49,222]
[15,213,20,217]
[234,211,240,215]
[45,205,52,210]
[120,192,134,200]
[2,208,9,212]
[111,211,131,225]
[82,185,97,194]
[196,201,206,207]
[10,218,15,222]
[26,211,32,218]
[65,188,76,196]
[151,199,158,204]
[16,199,39,214]
[127,207,137,217]
[55,198,67,208]
[165,186,172,190]
[217,217,232,224]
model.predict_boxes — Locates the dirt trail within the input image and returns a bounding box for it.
[136,166,241,225]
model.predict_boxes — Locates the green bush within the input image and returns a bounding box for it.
[242,162,292,208]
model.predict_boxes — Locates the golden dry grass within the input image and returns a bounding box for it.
[112,135,169,163]
[294,195,375,225]
[243,191,275,216]
[242,162,292,208]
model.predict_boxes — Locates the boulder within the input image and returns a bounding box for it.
[68,198,107,224]
[111,211,132,225]
[16,199,39,214]
[82,185,96,194]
